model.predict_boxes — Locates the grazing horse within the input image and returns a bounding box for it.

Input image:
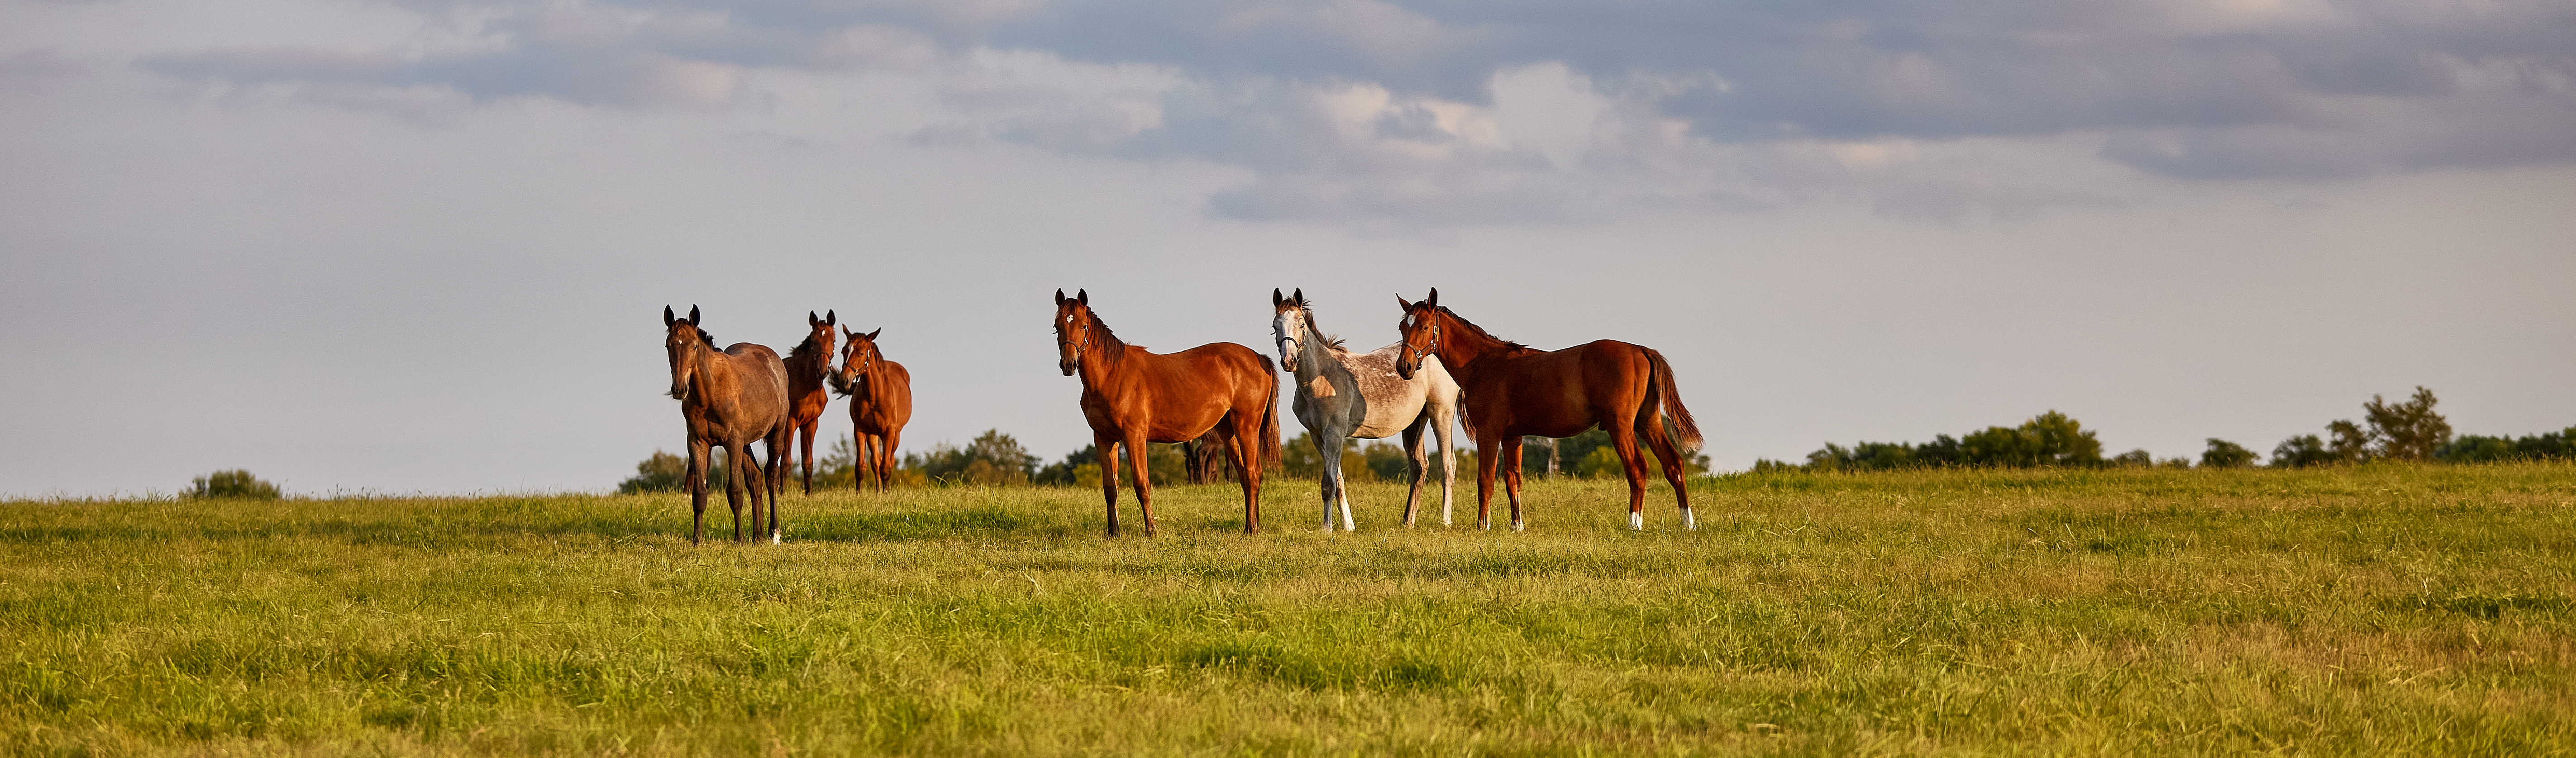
[828,326,912,492]
[662,305,793,543]
[782,310,837,496]
[1270,288,1463,530]
[1054,288,1282,536]
[1391,289,1705,531]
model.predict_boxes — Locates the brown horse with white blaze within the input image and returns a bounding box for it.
[829,326,911,492]
[1391,289,1704,531]
[782,310,837,496]
[1054,288,1282,536]
[663,305,793,544]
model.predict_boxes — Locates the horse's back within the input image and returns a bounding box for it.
[724,343,792,423]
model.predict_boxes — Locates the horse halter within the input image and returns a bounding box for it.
[1407,316,1441,365]
[1058,310,1092,366]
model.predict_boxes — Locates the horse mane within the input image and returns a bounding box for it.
[787,331,829,362]
[1433,306,1533,353]
[1085,308,1138,352]
[1298,305,1349,355]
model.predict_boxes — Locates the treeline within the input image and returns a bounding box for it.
[1767,387,2574,472]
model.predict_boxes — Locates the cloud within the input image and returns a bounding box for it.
[121,0,2576,223]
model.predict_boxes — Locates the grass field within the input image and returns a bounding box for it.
[4,464,2572,756]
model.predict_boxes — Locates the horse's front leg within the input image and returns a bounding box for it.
[1096,435,1123,537]
[1399,419,1428,528]
[797,420,818,496]
[687,439,711,545]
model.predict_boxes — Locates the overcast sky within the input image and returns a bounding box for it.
[5,0,2572,497]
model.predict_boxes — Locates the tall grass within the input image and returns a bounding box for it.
[3,464,2571,755]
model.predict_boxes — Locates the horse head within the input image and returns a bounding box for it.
[663,305,710,400]
[832,326,883,396]
[1392,288,1441,380]
[799,310,839,377]
[1053,288,1094,377]
[1270,287,1312,372]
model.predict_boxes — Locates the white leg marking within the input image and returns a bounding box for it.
[1629,511,1644,531]
[1681,506,1696,531]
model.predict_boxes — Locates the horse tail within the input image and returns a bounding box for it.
[1256,353,1284,468]
[1643,347,1704,453]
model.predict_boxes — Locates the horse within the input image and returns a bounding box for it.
[1054,288,1282,536]
[1270,288,1462,530]
[1390,289,1705,531]
[662,305,793,543]
[828,326,912,492]
[782,310,837,496]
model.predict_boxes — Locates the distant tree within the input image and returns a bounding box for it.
[2363,386,2451,461]
[618,449,726,494]
[188,469,281,500]
[1034,444,1098,486]
[1798,413,2101,471]
[1361,441,1409,482]
[907,429,1039,485]
[2436,426,2576,463]
[2110,449,2153,467]
[2326,420,2373,462]
[2199,439,2258,468]
[2269,435,2337,468]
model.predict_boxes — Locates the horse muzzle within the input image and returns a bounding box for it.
[1059,359,1078,377]
[668,386,692,400]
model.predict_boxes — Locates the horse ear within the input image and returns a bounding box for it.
[867,328,882,341]
[664,305,677,327]
[1054,288,1066,305]
[1395,294,1411,311]
[1426,288,1438,308]
[809,311,821,327]
[825,310,836,326]
[688,305,701,324]
[1077,288,1088,305]
[843,325,858,339]
[1272,288,1283,307]
[1293,287,1306,305]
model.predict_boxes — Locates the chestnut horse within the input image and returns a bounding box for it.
[782,310,837,495]
[1054,288,1282,536]
[1391,289,1704,531]
[829,326,912,492]
[663,305,793,543]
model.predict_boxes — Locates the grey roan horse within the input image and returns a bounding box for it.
[1271,288,1463,529]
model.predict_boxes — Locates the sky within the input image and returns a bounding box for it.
[3,0,2572,497]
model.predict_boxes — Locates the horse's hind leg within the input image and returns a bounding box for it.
[768,429,790,543]
[1223,420,1264,535]
[1125,432,1163,536]
[1499,435,1527,532]
[1635,410,1691,529]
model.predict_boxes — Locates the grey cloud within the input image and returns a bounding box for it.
[128,0,2576,221]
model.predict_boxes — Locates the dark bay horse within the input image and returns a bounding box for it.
[782,310,837,496]
[1054,288,1282,536]
[1271,288,1461,530]
[829,326,912,492]
[663,305,793,544]
[1391,289,1705,531]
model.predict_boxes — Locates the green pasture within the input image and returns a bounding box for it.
[5,465,2572,756]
